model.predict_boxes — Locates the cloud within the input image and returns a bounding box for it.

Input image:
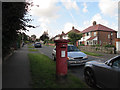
[91,13,108,26]
[61,0,79,10]
[62,22,82,33]
[83,3,88,13]
[38,18,50,24]
[27,0,61,38]
[29,0,60,20]
[83,13,108,29]
[99,0,118,17]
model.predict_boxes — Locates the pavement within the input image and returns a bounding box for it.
[2,45,32,88]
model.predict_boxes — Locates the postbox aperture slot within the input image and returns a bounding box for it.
[61,47,66,48]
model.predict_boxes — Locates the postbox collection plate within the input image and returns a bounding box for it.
[61,50,65,57]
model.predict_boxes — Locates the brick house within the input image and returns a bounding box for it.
[79,21,117,46]
[66,26,81,35]
[52,26,81,40]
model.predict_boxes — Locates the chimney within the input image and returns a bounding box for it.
[62,31,64,34]
[72,26,74,30]
[93,21,97,26]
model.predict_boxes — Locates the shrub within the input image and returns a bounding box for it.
[79,44,85,46]
[96,44,101,47]
[68,42,73,45]
[104,44,115,47]
[48,40,54,44]
[91,44,100,47]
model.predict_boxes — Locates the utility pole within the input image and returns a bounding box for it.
[115,2,120,53]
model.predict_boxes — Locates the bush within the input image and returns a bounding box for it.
[25,41,29,44]
[104,44,115,47]
[48,40,54,44]
[68,42,73,45]
[91,44,100,47]
[96,44,101,47]
[79,44,84,46]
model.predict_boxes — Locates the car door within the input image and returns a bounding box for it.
[111,58,120,88]
[95,56,120,88]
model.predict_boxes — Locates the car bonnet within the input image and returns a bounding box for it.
[67,51,87,58]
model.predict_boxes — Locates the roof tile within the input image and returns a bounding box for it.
[82,24,117,33]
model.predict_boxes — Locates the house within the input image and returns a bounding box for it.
[79,21,117,46]
[115,28,120,53]
[66,26,81,35]
[52,26,81,41]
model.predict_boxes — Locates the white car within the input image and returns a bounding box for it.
[52,45,88,66]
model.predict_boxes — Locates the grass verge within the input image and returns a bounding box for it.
[28,44,34,48]
[82,51,103,56]
[28,53,88,88]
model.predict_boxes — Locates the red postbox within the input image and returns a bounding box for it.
[54,39,69,79]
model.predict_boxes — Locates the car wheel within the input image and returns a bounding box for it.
[84,68,96,88]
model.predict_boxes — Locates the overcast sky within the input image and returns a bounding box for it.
[24,0,119,38]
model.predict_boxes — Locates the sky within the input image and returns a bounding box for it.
[24,0,119,38]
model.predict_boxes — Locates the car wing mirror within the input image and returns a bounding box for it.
[108,62,113,67]
[105,61,112,67]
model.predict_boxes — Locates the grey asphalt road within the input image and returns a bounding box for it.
[35,45,101,82]
[37,45,54,59]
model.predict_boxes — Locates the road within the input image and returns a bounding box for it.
[36,45,102,82]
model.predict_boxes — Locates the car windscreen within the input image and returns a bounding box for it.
[36,43,41,45]
[68,46,80,52]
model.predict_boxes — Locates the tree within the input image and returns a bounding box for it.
[2,2,35,58]
[31,35,36,42]
[40,31,49,41]
[31,35,36,39]
[36,39,40,42]
[68,32,82,46]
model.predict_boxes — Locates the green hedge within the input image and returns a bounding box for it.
[104,44,115,47]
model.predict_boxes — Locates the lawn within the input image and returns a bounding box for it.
[82,51,103,56]
[28,53,88,88]
[28,44,34,48]
[44,44,55,47]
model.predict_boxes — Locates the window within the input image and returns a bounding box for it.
[93,40,97,45]
[86,33,89,36]
[94,32,96,36]
[91,41,92,45]
[87,42,89,45]
[87,32,89,36]
[113,59,120,68]
[111,32,113,36]
[68,46,80,52]
[80,42,82,44]
[108,34,110,39]
[99,40,101,45]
